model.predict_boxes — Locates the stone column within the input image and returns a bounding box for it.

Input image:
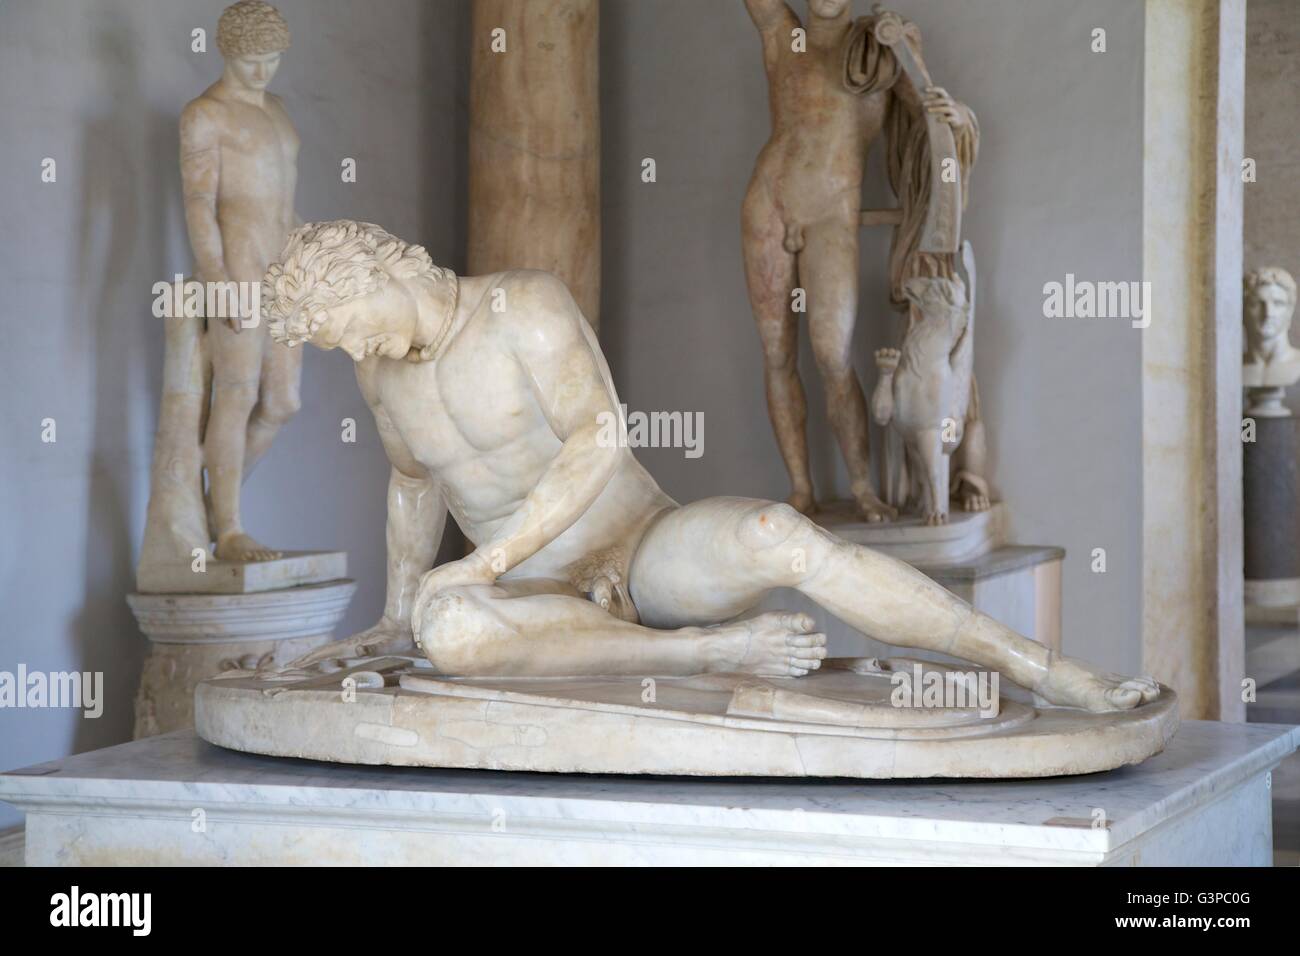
[1142,0,1246,720]
[467,0,601,331]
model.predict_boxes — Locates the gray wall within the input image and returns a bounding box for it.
[601,1,1145,672]
[1,0,1147,830]
[0,0,468,829]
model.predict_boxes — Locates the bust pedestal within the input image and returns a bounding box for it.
[1244,413,1300,615]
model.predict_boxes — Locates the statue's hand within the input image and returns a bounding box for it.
[411,551,499,646]
[196,269,244,334]
[277,615,416,672]
[921,85,964,128]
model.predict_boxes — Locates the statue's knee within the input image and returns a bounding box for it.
[736,502,804,552]
[260,389,301,425]
[416,586,501,675]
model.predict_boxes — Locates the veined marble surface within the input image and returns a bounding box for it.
[1,722,1295,865]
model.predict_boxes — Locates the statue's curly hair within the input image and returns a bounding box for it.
[1244,267,1297,308]
[217,1,290,58]
[263,221,438,346]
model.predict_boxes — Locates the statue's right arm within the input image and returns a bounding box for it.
[743,0,797,36]
[179,100,227,285]
[370,398,446,628]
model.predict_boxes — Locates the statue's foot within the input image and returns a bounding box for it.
[923,509,949,526]
[215,531,282,563]
[713,611,827,677]
[1036,656,1161,713]
[960,492,991,512]
[788,488,816,516]
[855,493,897,524]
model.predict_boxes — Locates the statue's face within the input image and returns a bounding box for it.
[1247,281,1295,344]
[809,0,850,19]
[310,279,418,362]
[227,51,282,91]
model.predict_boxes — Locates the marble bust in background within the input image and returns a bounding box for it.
[1243,267,1300,410]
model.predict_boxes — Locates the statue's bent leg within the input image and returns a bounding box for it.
[417,578,826,679]
[742,185,814,513]
[242,333,303,480]
[629,497,1158,711]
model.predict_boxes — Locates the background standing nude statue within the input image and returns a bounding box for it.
[262,220,1159,714]
[138,1,300,584]
[741,1,987,521]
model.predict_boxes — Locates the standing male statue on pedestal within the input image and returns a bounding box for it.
[138,0,301,583]
[130,2,352,737]
[740,1,987,522]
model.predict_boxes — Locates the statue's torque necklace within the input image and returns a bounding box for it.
[409,268,459,363]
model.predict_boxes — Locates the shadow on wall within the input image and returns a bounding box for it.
[69,12,173,749]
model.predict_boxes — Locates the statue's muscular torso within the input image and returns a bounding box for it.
[747,19,888,232]
[358,272,675,586]
[182,85,299,282]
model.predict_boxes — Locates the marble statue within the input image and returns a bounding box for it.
[257,220,1159,716]
[741,2,986,522]
[130,2,353,738]
[137,0,300,587]
[1243,267,1300,417]
[872,241,987,524]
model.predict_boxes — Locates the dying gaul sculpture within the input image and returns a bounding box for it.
[257,220,1158,715]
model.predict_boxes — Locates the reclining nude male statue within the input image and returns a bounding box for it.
[260,220,1158,714]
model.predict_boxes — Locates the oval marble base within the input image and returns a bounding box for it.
[196,655,1178,779]
[129,580,356,739]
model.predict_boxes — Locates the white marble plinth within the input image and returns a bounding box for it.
[137,550,347,595]
[818,502,1005,566]
[195,657,1177,778]
[0,722,1293,866]
[128,580,356,739]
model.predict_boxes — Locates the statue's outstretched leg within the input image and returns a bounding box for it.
[628,497,1158,712]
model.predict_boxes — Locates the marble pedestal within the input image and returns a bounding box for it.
[127,580,356,738]
[1244,416,1300,612]
[1,722,1293,866]
[819,501,1006,566]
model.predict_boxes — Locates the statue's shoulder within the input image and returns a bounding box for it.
[181,88,231,129]
[479,270,585,350]
[491,269,574,310]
